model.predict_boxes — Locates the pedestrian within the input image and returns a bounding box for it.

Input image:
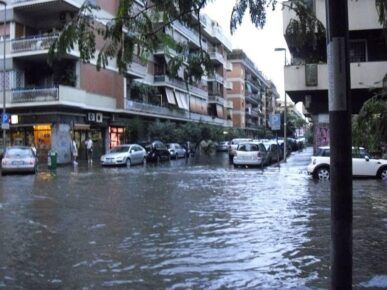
[71,138,78,165]
[85,137,93,163]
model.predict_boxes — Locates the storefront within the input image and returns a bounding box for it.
[109,127,125,149]
[73,124,106,160]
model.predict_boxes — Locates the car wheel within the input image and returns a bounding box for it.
[379,167,387,181]
[316,167,330,180]
[126,158,131,167]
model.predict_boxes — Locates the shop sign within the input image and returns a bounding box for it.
[11,115,19,125]
[87,112,103,123]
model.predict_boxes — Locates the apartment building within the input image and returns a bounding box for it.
[282,0,387,149]
[0,0,233,163]
[227,49,272,135]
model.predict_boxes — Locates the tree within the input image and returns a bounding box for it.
[352,93,387,154]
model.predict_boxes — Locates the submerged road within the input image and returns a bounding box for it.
[0,148,386,289]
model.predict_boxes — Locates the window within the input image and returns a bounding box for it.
[349,40,367,62]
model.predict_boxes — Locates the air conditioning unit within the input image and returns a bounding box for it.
[96,113,103,123]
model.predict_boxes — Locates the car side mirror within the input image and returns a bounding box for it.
[365,156,370,162]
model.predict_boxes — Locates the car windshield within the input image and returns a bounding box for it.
[237,143,260,152]
[110,146,129,153]
[5,148,33,158]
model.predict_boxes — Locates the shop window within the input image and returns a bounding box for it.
[109,127,125,148]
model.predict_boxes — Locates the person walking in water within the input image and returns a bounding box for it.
[71,138,78,165]
[85,137,93,163]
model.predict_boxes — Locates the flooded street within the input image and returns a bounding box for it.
[0,148,386,289]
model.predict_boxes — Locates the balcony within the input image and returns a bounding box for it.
[153,75,208,98]
[9,85,116,110]
[209,51,226,66]
[245,94,261,105]
[126,56,147,78]
[284,61,387,92]
[10,0,83,7]
[208,95,224,105]
[172,21,201,48]
[207,73,224,84]
[126,100,226,125]
[11,35,58,54]
[282,0,382,34]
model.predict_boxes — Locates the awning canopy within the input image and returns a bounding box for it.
[165,88,176,105]
[175,91,185,109]
[216,104,224,118]
[180,92,189,110]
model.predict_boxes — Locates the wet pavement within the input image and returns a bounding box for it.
[0,148,386,289]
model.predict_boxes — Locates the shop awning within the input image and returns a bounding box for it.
[165,88,176,105]
[74,124,90,130]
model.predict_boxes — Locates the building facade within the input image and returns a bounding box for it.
[0,0,234,163]
[282,0,387,149]
[227,49,273,135]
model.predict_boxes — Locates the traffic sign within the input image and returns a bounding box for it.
[269,113,281,131]
[1,123,9,130]
[1,113,9,124]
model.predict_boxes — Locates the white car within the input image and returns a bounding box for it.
[307,146,387,180]
[1,146,38,175]
[100,144,146,166]
[233,142,267,167]
[228,138,253,160]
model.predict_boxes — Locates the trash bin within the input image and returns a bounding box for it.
[48,150,57,171]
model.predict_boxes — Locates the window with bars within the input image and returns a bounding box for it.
[349,40,367,62]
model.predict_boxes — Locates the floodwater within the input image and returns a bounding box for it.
[0,148,386,289]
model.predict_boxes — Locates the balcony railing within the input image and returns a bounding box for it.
[11,87,59,103]
[154,75,208,97]
[11,35,59,53]
[127,100,188,118]
[207,73,224,83]
[172,21,200,47]
[208,95,224,105]
[209,51,225,65]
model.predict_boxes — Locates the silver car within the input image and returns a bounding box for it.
[233,142,267,167]
[167,143,186,159]
[100,144,146,166]
[1,146,38,175]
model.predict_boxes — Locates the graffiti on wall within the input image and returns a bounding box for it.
[315,124,329,151]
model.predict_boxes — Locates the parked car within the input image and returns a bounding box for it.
[100,144,146,166]
[307,146,387,180]
[167,143,186,159]
[233,142,267,167]
[216,141,230,152]
[144,141,171,163]
[228,138,253,161]
[1,146,37,175]
[262,141,282,164]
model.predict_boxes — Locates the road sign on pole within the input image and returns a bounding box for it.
[269,113,281,131]
[1,113,9,130]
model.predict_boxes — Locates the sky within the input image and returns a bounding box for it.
[203,0,289,100]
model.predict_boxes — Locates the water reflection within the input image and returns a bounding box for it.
[0,148,386,288]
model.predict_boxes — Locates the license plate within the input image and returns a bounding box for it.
[12,161,24,165]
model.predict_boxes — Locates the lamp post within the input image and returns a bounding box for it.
[274,47,287,162]
[0,0,6,154]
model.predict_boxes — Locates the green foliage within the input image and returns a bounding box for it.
[352,94,387,153]
[284,0,326,63]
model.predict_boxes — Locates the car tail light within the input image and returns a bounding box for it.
[2,159,8,165]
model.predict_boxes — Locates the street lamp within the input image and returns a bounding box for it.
[274,47,287,162]
[0,0,6,154]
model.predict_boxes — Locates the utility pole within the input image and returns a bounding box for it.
[1,0,6,154]
[326,0,353,289]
